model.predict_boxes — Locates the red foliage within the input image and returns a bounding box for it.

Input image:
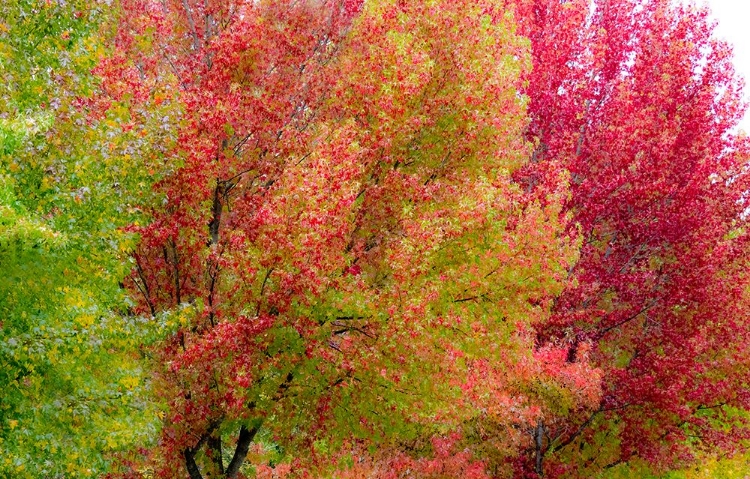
[327,435,491,479]
[99,0,582,477]
[96,0,750,477]
[514,0,750,474]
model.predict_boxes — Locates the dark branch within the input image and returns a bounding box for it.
[534,419,546,477]
[595,298,659,339]
[225,423,261,478]
[549,408,602,454]
[256,267,274,316]
[208,181,224,246]
[207,430,224,475]
[184,448,203,479]
[133,254,156,316]
[182,419,223,479]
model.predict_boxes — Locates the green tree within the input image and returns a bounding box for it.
[0,1,159,476]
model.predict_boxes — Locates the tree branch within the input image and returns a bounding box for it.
[133,254,156,316]
[534,419,546,477]
[207,429,224,475]
[182,418,223,479]
[595,298,659,339]
[208,181,223,246]
[184,448,204,479]
[225,423,261,478]
[549,408,602,454]
[181,0,202,51]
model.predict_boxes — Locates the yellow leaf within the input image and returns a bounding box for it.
[76,314,95,327]
[119,376,139,390]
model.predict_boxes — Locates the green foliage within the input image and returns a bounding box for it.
[0,1,748,478]
[0,1,160,476]
[0,0,102,111]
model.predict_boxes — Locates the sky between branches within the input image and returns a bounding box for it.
[700,0,750,130]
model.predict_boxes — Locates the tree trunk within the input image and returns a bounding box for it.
[225,424,261,478]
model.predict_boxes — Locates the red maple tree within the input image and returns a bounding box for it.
[97,0,586,477]
[514,0,750,475]
[94,0,750,477]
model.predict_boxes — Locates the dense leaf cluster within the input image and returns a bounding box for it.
[2,0,749,478]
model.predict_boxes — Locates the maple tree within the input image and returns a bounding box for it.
[0,0,158,477]
[511,0,750,476]
[3,0,750,477]
[97,0,592,477]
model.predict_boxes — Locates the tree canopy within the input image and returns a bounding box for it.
[2,0,749,478]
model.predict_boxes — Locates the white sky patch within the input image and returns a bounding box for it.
[695,0,750,130]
